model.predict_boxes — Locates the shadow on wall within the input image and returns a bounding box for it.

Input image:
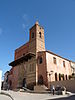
[47,95,75,100]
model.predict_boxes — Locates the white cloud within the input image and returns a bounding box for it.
[0,28,2,35]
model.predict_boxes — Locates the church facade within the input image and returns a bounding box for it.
[9,22,74,90]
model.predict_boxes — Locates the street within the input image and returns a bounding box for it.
[1,90,75,100]
[48,95,75,100]
[0,94,11,100]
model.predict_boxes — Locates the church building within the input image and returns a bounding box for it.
[9,22,73,90]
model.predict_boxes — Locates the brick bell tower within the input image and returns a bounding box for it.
[29,21,45,85]
[29,21,45,54]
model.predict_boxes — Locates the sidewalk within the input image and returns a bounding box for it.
[1,90,75,100]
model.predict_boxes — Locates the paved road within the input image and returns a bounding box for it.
[1,90,75,100]
[0,94,11,100]
[1,90,71,100]
[47,95,75,100]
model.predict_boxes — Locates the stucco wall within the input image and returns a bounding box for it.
[46,52,72,87]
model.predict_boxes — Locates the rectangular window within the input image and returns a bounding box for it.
[63,61,65,67]
[32,32,34,38]
[53,57,57,64]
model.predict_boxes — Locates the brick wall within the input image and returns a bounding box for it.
[15,42,29,60]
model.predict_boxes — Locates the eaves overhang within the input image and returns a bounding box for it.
[9,52,35,67]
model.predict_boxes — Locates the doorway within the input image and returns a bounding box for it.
[22,78,26,87]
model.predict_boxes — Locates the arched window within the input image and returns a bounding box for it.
[59,73,61,81]
[66,75,67,80]
[63,74,64,80]
[39,32,41,38]
[39,57,43,64]
[55,73,57,81]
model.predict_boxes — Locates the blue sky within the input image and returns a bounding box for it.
[0,0,75,77]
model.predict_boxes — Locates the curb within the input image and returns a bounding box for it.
[22,87,51,94]
[0,91,14,100]
[20,90,51,94]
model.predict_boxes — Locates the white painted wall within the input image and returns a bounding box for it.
[46,52,72,82]
[0,70,2,92]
